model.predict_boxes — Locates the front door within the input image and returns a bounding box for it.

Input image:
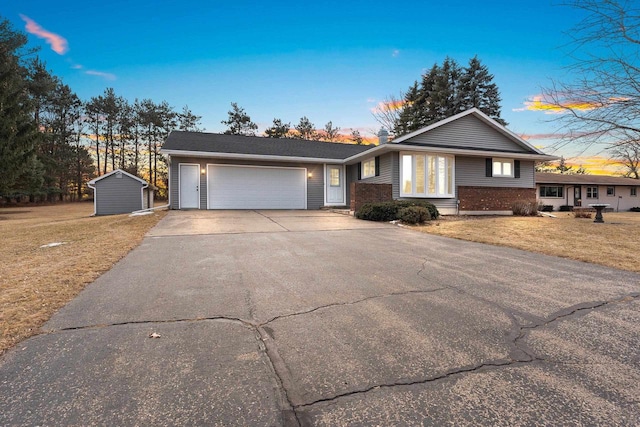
[326,165,345,205]
[179,164,199,209]
[574,186,582,207]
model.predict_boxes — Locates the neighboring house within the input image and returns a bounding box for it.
[536,173,640,211]
[162,108,556,214]
[87,169,153,216]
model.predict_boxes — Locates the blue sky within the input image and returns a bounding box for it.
[3,1,611,170]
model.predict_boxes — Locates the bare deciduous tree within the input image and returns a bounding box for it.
[609,143,640,178]
[540,1,640,153]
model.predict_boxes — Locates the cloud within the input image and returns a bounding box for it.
[85,70,116,81]
[71,64,83,69]
[366,97,376,103]
[514,94,628,114]
[370,99,406,114]
[20,14,68,54]
[392,49,400,57]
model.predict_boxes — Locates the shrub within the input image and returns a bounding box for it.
[559,205,573,212]
[512,200,538,216]
[355,201,400,221]
[630,207,640,212]
[398,206,431,224]
[574,210,592,218]
[393,200,439,219]
[539,205,554,212]
[355,200,439,222]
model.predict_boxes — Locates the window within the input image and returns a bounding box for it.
[401,153,454,198]
[362,158,375,179]
[586,186,598,199]
[539,186,564,198]
[330,168,340,186]
[492,158,514,177]
[606,186,615,196]
[632,187,637,196]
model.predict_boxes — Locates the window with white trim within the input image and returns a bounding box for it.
[361,158,375,179]
[606,186,615,196]
[586,186,598,198]
[330,168,340,186]
[492,158,514,177]
[400,153,454,198]
[539,186,564,198]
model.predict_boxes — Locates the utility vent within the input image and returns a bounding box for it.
[115,171,122,179]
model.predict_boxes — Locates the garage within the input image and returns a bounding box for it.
[207,164,307,209]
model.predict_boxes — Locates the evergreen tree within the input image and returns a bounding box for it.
[350,129,363,145]
[322,121,341,141]
[178,105,202,131]
[395,56,506,135]
[264,118,291,138]
[0,19,40,196]
[294,116,317,140]
[459,56,506,125]
[221,102,257,136]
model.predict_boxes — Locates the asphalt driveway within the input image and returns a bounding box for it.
[1,210,639,426]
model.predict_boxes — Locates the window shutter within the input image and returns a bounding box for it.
[357,162,362,180]
[375,156,380,176]
[485,158,492,177]
[514,160,520,178]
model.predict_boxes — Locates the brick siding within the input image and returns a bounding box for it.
[350,183,392,212]
[458,186,536,211]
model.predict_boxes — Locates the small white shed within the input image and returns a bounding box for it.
[87,169,152,215]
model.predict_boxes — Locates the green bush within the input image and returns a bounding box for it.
[512,200,538,216]
[355,201,399,221]
[355,200,439,222]
[398,206,431,224]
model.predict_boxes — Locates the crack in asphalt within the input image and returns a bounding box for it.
[291,261,640,412]
[50,315,254,333]
[260,288,449,327]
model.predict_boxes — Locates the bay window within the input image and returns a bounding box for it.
[401,153,454,198]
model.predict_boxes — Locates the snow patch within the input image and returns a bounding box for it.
[129,211,153,217]
[40,242,67,248]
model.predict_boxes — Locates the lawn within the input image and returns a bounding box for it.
[416,212,640,273]
[0,202,166,355]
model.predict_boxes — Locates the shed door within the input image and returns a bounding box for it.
[207,164,306,209]
[179,164,200,209]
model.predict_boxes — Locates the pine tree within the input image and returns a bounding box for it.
[0,19,40,196]
[264,118,291,138]
[322,121,340,141]
[221,103,257,136]
[294,116,317,140]
[459,56,506,125]
[394,56,506,135]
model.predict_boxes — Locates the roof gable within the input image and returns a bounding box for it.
[162,131,372,160]
[88,169,148,186]
[392,108,543,155]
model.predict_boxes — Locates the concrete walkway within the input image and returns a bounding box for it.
[1,211,639,426]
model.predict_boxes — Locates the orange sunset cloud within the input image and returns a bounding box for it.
[370,99,406,114]
[20,14,68,54]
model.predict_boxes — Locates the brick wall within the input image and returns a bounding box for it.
[350,183,393,212]
[458,186,536,211]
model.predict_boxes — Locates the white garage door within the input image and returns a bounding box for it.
[207,164,307,209]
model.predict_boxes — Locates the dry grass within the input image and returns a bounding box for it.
[0,203,166,354]
[416,212,640,273]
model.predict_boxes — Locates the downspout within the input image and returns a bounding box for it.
[87,182,97,216]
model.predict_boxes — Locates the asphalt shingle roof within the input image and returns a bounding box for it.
[536,172,640,186]
[163,131,373,160]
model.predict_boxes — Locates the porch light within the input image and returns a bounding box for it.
[307,172,313,178]
[201,168,206,174]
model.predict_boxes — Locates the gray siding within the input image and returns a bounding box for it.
[359,152,394,184]
[455,156,535,188]
[169,156,325,209]
[94,173,144,215]
[405,114,530,153]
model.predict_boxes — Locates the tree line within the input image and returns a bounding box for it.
[0,18,202,202]
[221,102,366,144]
